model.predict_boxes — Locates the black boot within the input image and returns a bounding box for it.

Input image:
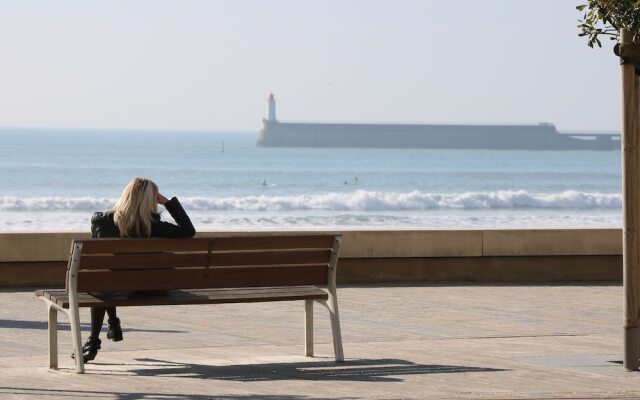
[71,337,101,363]
[107,318,123,342]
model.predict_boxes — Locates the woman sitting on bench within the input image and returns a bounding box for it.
[75,177,196,363]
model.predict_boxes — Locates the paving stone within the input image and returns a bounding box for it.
[1,284,640,399]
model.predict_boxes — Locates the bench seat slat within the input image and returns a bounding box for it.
[35,286,328,308]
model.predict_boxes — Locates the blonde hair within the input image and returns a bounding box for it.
[112,177,159,238]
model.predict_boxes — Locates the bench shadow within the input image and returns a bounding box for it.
[0,387,326,400]
[0,319,185,334]
[124,357,506,382]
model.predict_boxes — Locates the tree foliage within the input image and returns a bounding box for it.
[577,0,640,47]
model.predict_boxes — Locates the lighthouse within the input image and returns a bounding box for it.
[257,94,277,146]
[267,93,277,122]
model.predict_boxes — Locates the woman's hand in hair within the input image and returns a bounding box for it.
[157,193,169,205]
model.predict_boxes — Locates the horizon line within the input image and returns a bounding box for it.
[0,126,257,134]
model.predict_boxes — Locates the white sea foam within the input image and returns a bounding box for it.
[0,196,116,211]
[0,190,621,212]
[0,209,622,231]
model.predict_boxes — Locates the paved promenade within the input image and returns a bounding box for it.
[1,284,639,399]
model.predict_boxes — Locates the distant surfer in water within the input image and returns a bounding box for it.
[262,179,267,186]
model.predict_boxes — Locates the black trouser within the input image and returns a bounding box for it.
[90,306,117,339]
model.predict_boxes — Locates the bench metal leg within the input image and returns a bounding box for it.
[69,306,85,373]
[67,242,85,373]
[326,291,344,362]
[47,304,58,369]
[305,300,314,357]
[325,236,344,362]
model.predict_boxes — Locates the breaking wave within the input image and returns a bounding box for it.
[0,190,621,211]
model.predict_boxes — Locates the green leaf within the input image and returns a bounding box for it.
[576,0,640,50]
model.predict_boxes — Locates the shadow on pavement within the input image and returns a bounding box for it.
[0,387,327,400]
[125,357,506,382]
[0,319,185,334]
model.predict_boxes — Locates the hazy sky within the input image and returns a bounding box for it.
[0,1,621,131]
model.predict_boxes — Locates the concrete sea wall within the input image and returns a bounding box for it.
[0,228,621,287]
[258,121,619,150]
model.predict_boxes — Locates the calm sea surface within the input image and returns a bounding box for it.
[0,128,622,231]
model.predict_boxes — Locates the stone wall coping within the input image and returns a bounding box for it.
[0,228,622,262]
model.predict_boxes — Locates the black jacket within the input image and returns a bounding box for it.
[91,197,196,239]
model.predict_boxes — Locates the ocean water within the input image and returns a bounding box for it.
[0,128,622,231]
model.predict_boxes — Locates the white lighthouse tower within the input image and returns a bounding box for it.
[266,93,277,122]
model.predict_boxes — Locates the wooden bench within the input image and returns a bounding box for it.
[35,234,343,373]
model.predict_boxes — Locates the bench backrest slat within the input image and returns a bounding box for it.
[79,253,208,270]
[71,235,338,292]
[76,264,329,292]
[81,238,210,254]
[211,235,334,251]
[210,249,331,267]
